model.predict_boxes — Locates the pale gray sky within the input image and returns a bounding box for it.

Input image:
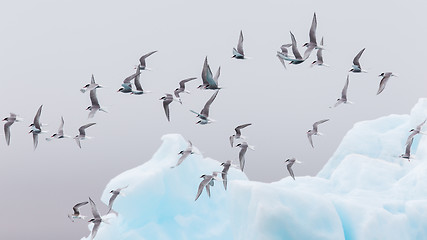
[0,0,426,239]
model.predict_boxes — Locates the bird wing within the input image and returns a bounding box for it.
[179,77,197,89]
[313,119,329,132]
[290,31,303,60]
[73,201,89,215]
[309,13,317,45]
[417,119,427,130]
[79,123,96,136]
[75,138,82,148]
[33,105,43,129]
[307,132,314,148]
[237,30,244,55]
[162,98,172,121]
[90,89,100,107]
[229,135,234,147]
[58,116,65,136]
[238,146,248,171]
[123,72,140,84]
[91,222,100,240]
[201,57,210,85]
[91,74,96,84]
[303,45,315,60]
[200,90,219,117]
[175,152,190,167]
[33,133,38,150]
[139,51,157,68]
[235,123,252,135]
[316,48,324,64]
[195,177,211,201]
[377,75,390,95]
[405,137,413,156]
[287,163,295,180]
[353,48,365,68]
[342,75,349,100]
[213,67,221,86]
[89,197,101,219]
[107,193,119,213]
[4,121,13,145]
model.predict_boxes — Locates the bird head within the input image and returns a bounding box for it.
[409,129,415,132]
[86,106,92,110]
[51,133,57,138]
[83,84,90,88]
[379,72,385,77]
[200,175,206,178]
[88,218,95,223]
[2,117,8,121]
[178,150,184,155]
[302,42,309,47]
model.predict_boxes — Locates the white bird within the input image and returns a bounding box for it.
[29,105,43,150]
[88,197,103,240]
[46,116,70,141]
[107,185,128,214]
[68,201,89,222]
[86,89,107,118]
[220,160,231,190]
[406,119,426,145]
[138,51,157,70]
[190,90,219,124]
[229,123,252,147]
[198,57,221,90]
[333,75,352,107]
[232,30,245,59]
[303,12,318,59]
[285,158,301,180]
[307,119,329,148]
[349,48,366,73]
[81,74,103,93]
[74,123,96,148]
[174,77,197,103]
[377,72,396,95]
[172,140,194,168]
[235,142,255,171]
[3,113,20,146]
[195,172,220,201]
[400,137,413,161]
[159,94,174,122]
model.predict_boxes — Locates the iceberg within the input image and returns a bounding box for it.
[82,99,427,240]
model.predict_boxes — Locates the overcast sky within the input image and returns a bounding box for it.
[1,0,426,239]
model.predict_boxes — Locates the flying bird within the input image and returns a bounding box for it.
[74,123,96,148]
[220,160,231,190]
[307,119,329,148]
[232,30,245,59]
[235,142,255,171]
[138,51,157,70]
[46,116,69,141]
[29,105,43,150]
[86,88,107,118]
[276,43,292,69]
[88,197,103,240]
[195,172,219,201]
[3,113,20,146]
[377,72,396,95]
[68,201,89,222]
[198,57,221,90]
[172,140,194,168]
[349,48,366,73]
[311,37,328,67]
[190,90,219,124]
[285,158,301,180]
[303,12,318,59]
[107,185,128,214]
[333,75,352,107]
[174,77,196,103]
[159,94,174,122]
[229,123,252,147]
[118,71,141,94]
[81,74,103,93]
[406,119,426,145]
[400,137,413,161]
